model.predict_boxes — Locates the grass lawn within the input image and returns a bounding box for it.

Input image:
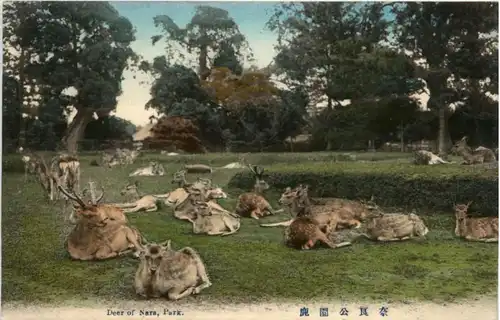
[2,152,497,304]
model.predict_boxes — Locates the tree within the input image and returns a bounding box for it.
[84,116,136,141]
[144,116,205,153]
[269,2,424,150]
[2,2,45,149]
[392,2,498,155]
[13,2,139,153]
[151,5,252,80]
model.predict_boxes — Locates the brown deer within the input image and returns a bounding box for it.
[59,185,145,260]
[454,201,498,242]
[452,136,496,164]
[261,185,379,230]
[134,240,212,300]
[235,165,283,219]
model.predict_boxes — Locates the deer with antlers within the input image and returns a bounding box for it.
[234,164,283,219]
[59,183,145,260]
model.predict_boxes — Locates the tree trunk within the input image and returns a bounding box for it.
[399,122,405,152]
[17,48,26,149]
[199,44,209,80]
[62,109,94,153]
[437,105,450,157]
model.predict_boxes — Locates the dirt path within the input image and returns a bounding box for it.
[2,297,497,320]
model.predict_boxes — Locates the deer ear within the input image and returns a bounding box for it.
[466,201,473,207]
[161,240,171,250]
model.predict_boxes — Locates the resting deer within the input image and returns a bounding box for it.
[59,185,145,260]
[163,171,217,208]
[134,240,212,300]
[452,136,496,164]
[261,185,378,230]
[413,150,451,165]
[129,161,166,177]
[189,201,241,236]
[172,184,229,221]
[454,201,498,242]
[111,181,172,213]
[235,164,283,219]
[350,212,429,242]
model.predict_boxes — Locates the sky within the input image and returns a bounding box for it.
[111,2,279,126]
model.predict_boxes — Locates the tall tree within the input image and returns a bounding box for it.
[15,2,139,153]
[392,2,498,155]
[151,5,252,80]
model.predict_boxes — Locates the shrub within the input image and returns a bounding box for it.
[228,162,498,215]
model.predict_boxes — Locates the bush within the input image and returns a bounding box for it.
[228,162,498,215]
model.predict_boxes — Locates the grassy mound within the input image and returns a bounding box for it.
[228,162,498,215]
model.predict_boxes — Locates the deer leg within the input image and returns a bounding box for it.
[206,230,225,236]
[145,205,157,212]
[316,232,351,249]
[250,210,260,220]
[167,287,196,301]
[484,238,498,243]
[94,246,118,260]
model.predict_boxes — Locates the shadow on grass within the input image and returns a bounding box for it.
[2,154,497,304]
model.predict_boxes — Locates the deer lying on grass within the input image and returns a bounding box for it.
[452,136,496,164]
[59,185,144,260]
[51,153,81,196]
[261,185,378,230]
[413,150,451,165]
[163,171,218,208]
[134,240,212,300]
[454,202,498,242]
[235,165,283,219]
[172,184,229,221]
[189,201,241,236]
[110,181,172,213]
[129,161,166,177]
[351,212,429,242]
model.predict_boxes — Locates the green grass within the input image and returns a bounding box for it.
[2,152,497,304]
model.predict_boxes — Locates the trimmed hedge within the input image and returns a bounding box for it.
[228,162,499,215]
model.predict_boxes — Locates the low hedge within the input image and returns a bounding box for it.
[228,162,498,215]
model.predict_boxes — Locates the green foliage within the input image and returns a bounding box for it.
[84,116,136,141]
[229,162,498,215]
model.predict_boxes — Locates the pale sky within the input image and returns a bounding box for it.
[112,2,279,126]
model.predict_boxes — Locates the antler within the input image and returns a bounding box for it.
[87,180,105,205]
[58,185,87,208]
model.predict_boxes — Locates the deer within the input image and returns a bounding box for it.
[134,240,212,300]
[58,185,145,260]
[234,164,283,219]
[413,150,451,165]
[129,161,166,177]
[33,154,60,201]
[108,181,173,213]
[162,170,216,208]
[454,201,498,242]
[351,212,429,242]
[172,184,230,221]
[452,136,496,164]
[260,185,380,230]
[189,201,241,236]
[50,153,81,198]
